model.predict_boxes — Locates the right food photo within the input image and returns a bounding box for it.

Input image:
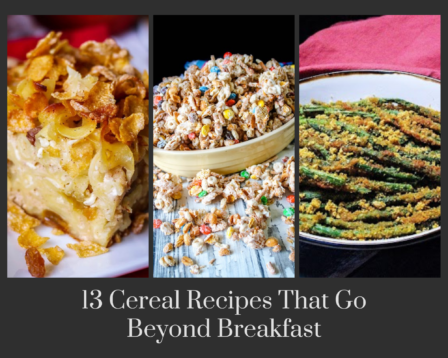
[299,15,441,277]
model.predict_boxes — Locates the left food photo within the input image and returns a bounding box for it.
[7,15,150,278]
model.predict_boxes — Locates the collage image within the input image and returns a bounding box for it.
[6,15,441,278]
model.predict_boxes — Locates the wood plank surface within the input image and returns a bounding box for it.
[153,144,295,278]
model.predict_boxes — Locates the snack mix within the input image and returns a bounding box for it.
[7,32,149,277]
[154,155,295,274]
[153,52,295,151]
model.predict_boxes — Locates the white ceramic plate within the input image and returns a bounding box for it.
[299,70,441,246]
[7,226,148,278]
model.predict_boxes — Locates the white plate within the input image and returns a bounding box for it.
[7,226,148,278]
[299,70,441,246]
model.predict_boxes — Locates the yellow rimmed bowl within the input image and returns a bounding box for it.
[154,118,295,177]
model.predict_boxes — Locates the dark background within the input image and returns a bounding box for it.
[3,3,446,358]
[154,15,294,84]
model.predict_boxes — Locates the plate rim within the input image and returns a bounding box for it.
[299,69,441,247]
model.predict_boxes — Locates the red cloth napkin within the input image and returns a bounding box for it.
[299,15,441,80]
[7,24,110,60]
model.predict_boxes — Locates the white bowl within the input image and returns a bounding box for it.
[154,119,295,178]
[299,70,441,247]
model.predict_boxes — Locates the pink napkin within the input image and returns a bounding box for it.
[299,15,441,80]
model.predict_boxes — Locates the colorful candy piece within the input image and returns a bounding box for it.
[224,52,232,58]
[240,170,250,179]
[185,60,207,70]
[226,99,236,107]
[199,86,209,93]
[153,219,162,229]
[198,190,208,198]
[200,224,212,235]
[223,109,234,120]
[154,95,163,105]
[226,227,235,238]
[287,195,295,204]
[201,125,210,136]
[157,140,166,148]
[210,66,220,73]
[270,66,275,71]
[258,100,265,107]
[188,132,196,140]
[261,196,268,205]
[283,207,295,217]
[228,93,237,100]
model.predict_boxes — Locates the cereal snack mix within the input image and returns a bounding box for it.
[153,53,294,151]
[7,32,149,247]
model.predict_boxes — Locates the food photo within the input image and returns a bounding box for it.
[7,15,150,278]
[153,15,296,278]
[299,15,441,277]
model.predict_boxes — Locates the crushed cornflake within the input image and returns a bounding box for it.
[7,200,41,234]
[67,241,109,258]
[39,246,65,265]
[17,229,49,249]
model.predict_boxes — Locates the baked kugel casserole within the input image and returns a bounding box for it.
[7,32,149,248]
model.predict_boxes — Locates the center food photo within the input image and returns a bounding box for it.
[153,15,296,278]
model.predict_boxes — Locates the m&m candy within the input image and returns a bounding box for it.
[261,196,268,205]
[201,125,210,136]
[223,109,234,120]
[154,95,163,105]
[226,99,236,107]
[283,207,295,217]
[153,219,162,229]
[188,132,196,140]
[258,100,265,107]
[198,190,208,198]
[240,170,250,179]
[287,195,295,204]
[200,224,212,235]
[228,93,237,100]
[210,66,220,73]
[224,52,232,58]
[157,140,166,148]
[199,86,209,93]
